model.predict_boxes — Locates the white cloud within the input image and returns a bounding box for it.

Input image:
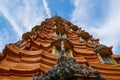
[0,0,51,36]
[0,0,51,52]
[70,0,90,26]
[42,0,51,18]
[0,29,11,52]
[0,37,4,52]
[90,0,120,54]
[71,0,120,54]
[20,0,47,31]
[0,5,23,38]
[70,0,96,30]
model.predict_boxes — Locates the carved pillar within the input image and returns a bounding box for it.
[79,37,83,42]
[52,46,56,54]
[109,56,117,64]
[67,49,73,57]
[97,53,104,64]
[88,38,92,43]
[53,32,57,36]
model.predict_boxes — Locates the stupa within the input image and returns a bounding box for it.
[0,16,120,80]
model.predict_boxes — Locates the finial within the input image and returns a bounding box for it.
[54,11,58,17]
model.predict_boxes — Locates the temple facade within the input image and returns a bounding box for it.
[0,16,120,80]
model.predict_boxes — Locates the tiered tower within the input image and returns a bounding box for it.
[0,16,120,80]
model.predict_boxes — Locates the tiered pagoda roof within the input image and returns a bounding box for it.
[0,16,120,80]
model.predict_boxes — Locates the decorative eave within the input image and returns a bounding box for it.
[92,38,99,41]
[31,25,41,32]
[53,16,64,27]
[22,32,34,41]
[112,55,120,59]
[79,31,92,38]
[54,16,64,22]
[65,21,72,26]
[94,45,113,55]
[41,20,47,26]
[0,53,4,60]
[4,44,20,55]
[86,43,95,48]
[14,40,22,48]
[51,38,74,50]
[54,27,66,34]
[70,25,79,31]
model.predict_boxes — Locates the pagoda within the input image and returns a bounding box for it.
[0,16,120,80]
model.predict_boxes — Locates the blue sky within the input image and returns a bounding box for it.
[0,0,120,55]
